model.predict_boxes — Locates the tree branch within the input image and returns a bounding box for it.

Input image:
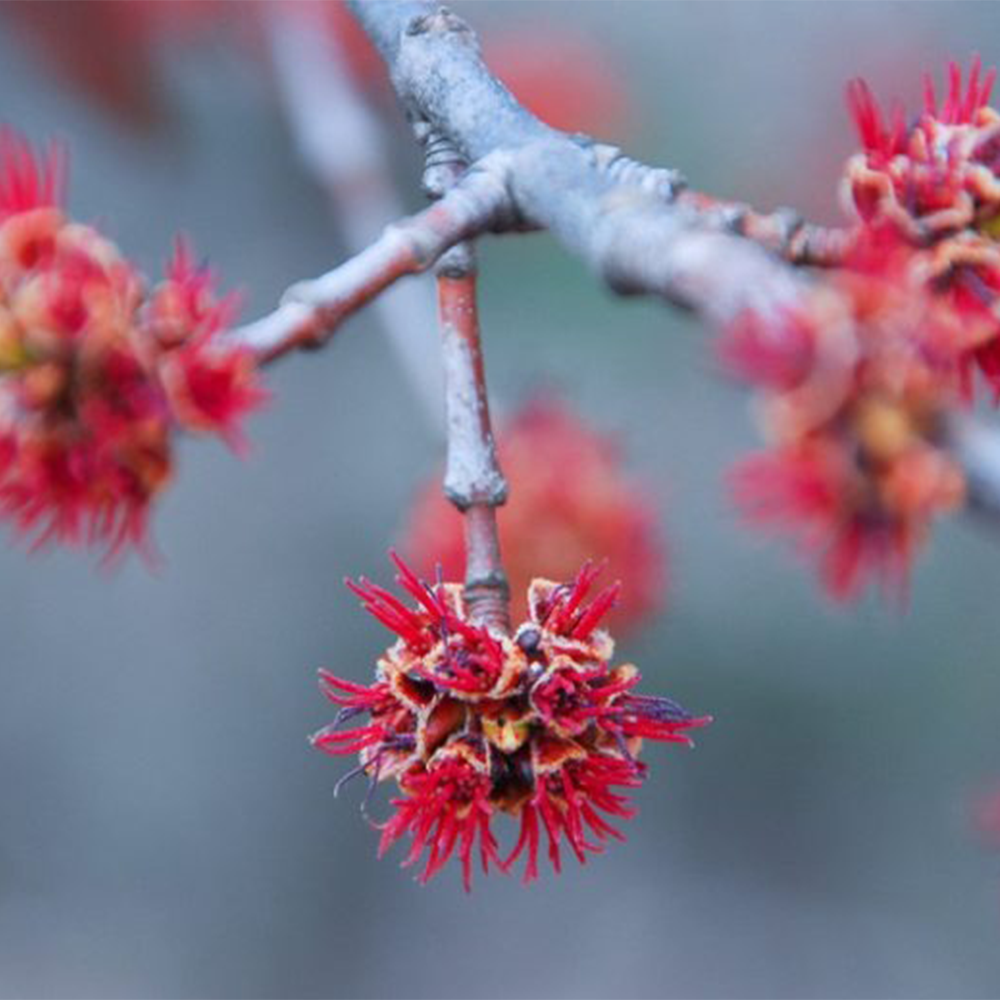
[236,1,853,365]
[348,0,807,324]
[418,130,511,630]
[228,0,1000,550]
[581,142,853,266]
[225,159,514,362]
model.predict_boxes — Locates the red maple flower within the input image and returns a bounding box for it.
[844,58,1000,237]
[0,129,64,221]
[723,234,968,601]
[731,439,962,601]
[839,59,1000,398]
[846,78,908,165]
[1,0,233,127]
[402,399,666,635]
[146,240,266,451]
[0,130,265,557]
[313,554,709,890]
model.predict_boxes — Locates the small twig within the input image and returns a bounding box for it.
[423,135,510,630]
[436,241,510,632]
[675,191,855,267]
[225,160,514,362]
[583,142,853,267]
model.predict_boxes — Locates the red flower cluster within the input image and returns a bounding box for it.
[845,58,999,240]
[313,554,708,890]
[726,59,1000,600]
[844,59,1000,399]
[403,399,665,635]
[725,237,968,600]
[0,130,264,557]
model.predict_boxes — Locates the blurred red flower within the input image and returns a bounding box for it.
[0,130,265,558]
[484,28,634,140]
[1,0,230,126]
[843,59,1000,399]
[3,1,634,142]
[724,232,969,601]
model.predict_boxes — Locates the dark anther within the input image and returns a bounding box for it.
[526,661,546,684]
[517,627,541,653]
[406,14,430,35]
[621,693,693,723]
[334,705,368,727]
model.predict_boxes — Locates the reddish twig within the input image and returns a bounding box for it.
[435,237,510,631]
[675,191,855,267]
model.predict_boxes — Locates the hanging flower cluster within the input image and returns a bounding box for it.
[0,129,264,557]
[725,235,969,600]
[843,58,1000,399]
[313,554,707,890]
[403,399,665,635]
[726,59,1000,600]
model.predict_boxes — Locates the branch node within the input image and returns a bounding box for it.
[422,130,467,199]
[770,206,805,243]
[587,142,687,202]
[465,572,511,596]
[436,241,475,279]
[406,6,474,45]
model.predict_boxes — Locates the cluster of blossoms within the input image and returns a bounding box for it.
[727,60,1000,600]
[313,554,707,890]
[404,399,665,634]
[0,130,264,556]
[844,57,1000,398]
[725,238,969,600]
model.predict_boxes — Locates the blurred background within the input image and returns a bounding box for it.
[1,2,1000,997]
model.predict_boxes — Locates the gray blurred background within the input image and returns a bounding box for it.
[1,2,1000,997]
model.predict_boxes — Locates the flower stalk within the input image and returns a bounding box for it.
[436,241,510,631]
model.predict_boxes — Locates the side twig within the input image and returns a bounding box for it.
[584,141,854,267]
[226,159,514,362]
[422,136,510,630]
